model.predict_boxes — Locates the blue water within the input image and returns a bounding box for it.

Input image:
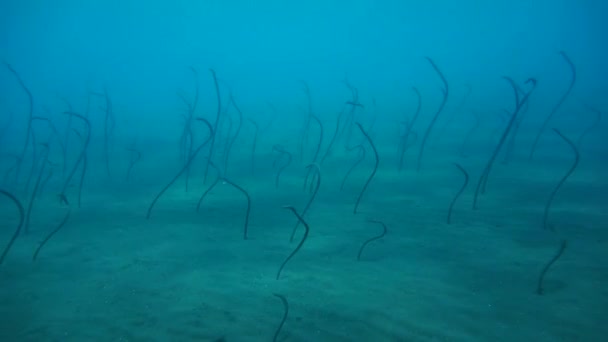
[1,1,606,341]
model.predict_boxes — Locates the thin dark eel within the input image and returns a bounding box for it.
[38,167,54,198]
[125,147,142,182]
[433,83,472,148]
[0,111,13,146]
[0,189,25,265]
[59,112,91,206]
[320,103,347,165]
[102,88,114,179]
[203,69,222,184]
[399,87,422,171]
[290,164,321,242]
[223,94,243,175]
[24,144,50,234]
[503,83,531,165]
[272,293,289,342]
[298,80,313,164]
[368,97,378,134]
[472,78,536,209]
[33,115,67,178]
[340,144,365,191]
[459,110,480,157]
[447,162,469,224]
[247,118,259,175]
[353,123,379,214]
[2,154,21,185]
[260,102,278,133]
[146,118,213,219]
[60,98,73,175]
[304,114,323,188]
[196,159,222,212]
[542,129,579,231]
[536,240,567,295]
[3,62,33,184]
[72,129,87,208]
[221,177,252,240]
[357,219,387,261]
[33,209,71,261]
[416,57,448,171]
[309,114,324,164]
[277,206,309,280]
[272,145,292,188]
[577,105,602,149]
[178,67,199,192]
[530,51,576,160]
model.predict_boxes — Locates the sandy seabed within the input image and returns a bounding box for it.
[0,146,606,342]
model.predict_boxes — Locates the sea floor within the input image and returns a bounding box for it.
[0,149,606,341]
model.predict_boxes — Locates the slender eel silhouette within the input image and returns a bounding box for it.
[219,111,233,159]
[272,145,292,188]
[72,129,88,208]
[33,115,67,178]
[60,98,73,176]
[277,206,309,280]
[353,123,379,214]
[298,81,313,164]
[472,78,537,209]
[341,144,365,191]
[503,83,531,165]
[22,118,41,193]
[357,219,387,261]
[38,168,54,198]
[3,62,33,184]
[340,81,362,146]
[224,94,243,175]
[0,189,25,265]
[416,58,448,171]
[320,104,347,164]
[368,97,378,134]
[125,146,142,182]
[447,163,469,224]
[261,102,278,133]
[2,154,21,185]
[0,111,12,146]
[459,110,480,158]
[301,114,323,191]
[290,164,321,242]
[59,112,91,206]
[247,118,259,175]
[399,87,422,171]
[536,240,567,295]
[22,121,39,193]
[542,129,579,231]
[272,293,289,342]
[577,105,602,149]
[146,118,213,219]
[196,160,222,212]
[221,177,252,240]
[196,178,220,211]
[178,66,199,192]
[203,69,222,184]
[434,83,472,147]
[530,51,576,160]
[195,163,251,239]
[309,114,324,164]
[101,88,116,179]
[24,144,50,234]
[321,81,362,164]
[33,209,71,261]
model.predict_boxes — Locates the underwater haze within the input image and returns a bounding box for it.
[1,0,607,341]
